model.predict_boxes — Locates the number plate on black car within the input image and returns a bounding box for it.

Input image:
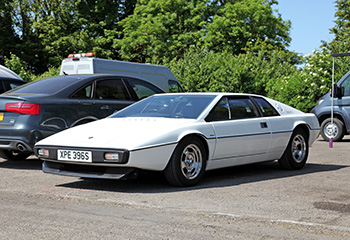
[57,149,92,162]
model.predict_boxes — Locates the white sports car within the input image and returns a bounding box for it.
[34,93,320,187]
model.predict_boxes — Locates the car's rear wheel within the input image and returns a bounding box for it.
[0,150,32,161]
[278,128,308,170]
[320,118,344,141]
[164,136,206,187]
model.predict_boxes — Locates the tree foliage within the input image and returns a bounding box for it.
[0,0,18,65]
[1,0,136,73]
[204,0,291,54]
[117,0,291,63]
[166,47,298,94]
[116,0,210,63]
[2,0,349,113]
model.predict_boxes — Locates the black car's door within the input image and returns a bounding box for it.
[69,77,164,126]
[92,78,134,118]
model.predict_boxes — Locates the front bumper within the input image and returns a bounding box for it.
[43,161,138,180]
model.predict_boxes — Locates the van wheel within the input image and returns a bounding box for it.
[320,118,344,141]
[0,150,31,161]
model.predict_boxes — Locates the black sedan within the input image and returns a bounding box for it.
[0,74,164,160]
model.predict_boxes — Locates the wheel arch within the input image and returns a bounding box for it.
[177,133,210,162]
[318,113,346,128]
[70,116,99,127]
[294,124,309,136]
[292,123,311,143]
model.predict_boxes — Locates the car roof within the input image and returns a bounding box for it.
[0,65,22,80]
[153,92,263,98]
[4,74,164,96]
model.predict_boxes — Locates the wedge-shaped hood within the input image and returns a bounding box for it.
[36,117,195,150]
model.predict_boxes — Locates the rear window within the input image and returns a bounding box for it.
[5,76,82,95]
[252,97,279,116]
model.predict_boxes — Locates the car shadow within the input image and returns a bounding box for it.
[57,161,349,193]
[0,157,42,170]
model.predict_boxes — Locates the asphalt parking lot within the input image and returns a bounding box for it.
[0,136,350,239]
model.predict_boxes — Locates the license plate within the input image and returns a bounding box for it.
[0,113,3,121]
[57,149,92,162]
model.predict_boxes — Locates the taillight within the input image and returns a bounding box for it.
[5,102,41,115]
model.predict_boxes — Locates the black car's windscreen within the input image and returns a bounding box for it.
[5,76,80,94]
[111,95,216,119]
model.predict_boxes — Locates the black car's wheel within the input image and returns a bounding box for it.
[164,137,207,187]
[0,150,31,161]
[320,118,344,142]
[278,129,308,170]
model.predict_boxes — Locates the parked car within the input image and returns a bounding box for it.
[311,69,350,141]
[0,74,165,161]
[0,77,27,93]
[0,65,27,93]
[34,93,320,187]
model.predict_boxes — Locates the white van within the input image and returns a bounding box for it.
[60,53,183,93]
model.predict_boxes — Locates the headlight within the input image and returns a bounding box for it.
[104,150,129,163]
[38,148,49,157]
[318,99,324,105]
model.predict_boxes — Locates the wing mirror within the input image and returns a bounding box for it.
[332,84,342,98]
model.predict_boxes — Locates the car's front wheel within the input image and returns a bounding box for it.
[320,118,344,141]
[278,129,309,170]
[164,136,207,187]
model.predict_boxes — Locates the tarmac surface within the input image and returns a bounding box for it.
[0,136,350,239]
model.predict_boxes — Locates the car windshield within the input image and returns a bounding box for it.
[5,76,82,94]
[111,94,216,119]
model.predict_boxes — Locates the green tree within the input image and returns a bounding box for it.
[166,47,298,95]
[0,0,19,65]
[4,53,33,81]
[116,0,209,63]
[204,0,291,54]
[2,0,136,74]
[322,0,350,80]
[266,48,334,112]
[117,0,291,63]
[32,0,136,68]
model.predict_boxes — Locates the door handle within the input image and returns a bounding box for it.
[260,122,268,128]
[79,101,93,106]
[101,105,110,110]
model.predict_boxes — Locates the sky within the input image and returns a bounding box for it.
[274,0,336,56]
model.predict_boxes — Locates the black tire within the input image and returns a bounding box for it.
[320,118,344,142]
[278,129,309,170]
[0,150,31,161]
[164,136,207,187]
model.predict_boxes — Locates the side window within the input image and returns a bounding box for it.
[71,83,93,99]
[126,78,163,100]
[341,75,350,96]
[252,97,279,116]
[95,79,131,100]
[229,98,259,119]
[168,80,183,93]
[205,97,230,121]
[4,80,24,91]
[206,97,260,122]
[0,81,5,93]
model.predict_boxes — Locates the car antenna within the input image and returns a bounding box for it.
[329,52,350,148]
